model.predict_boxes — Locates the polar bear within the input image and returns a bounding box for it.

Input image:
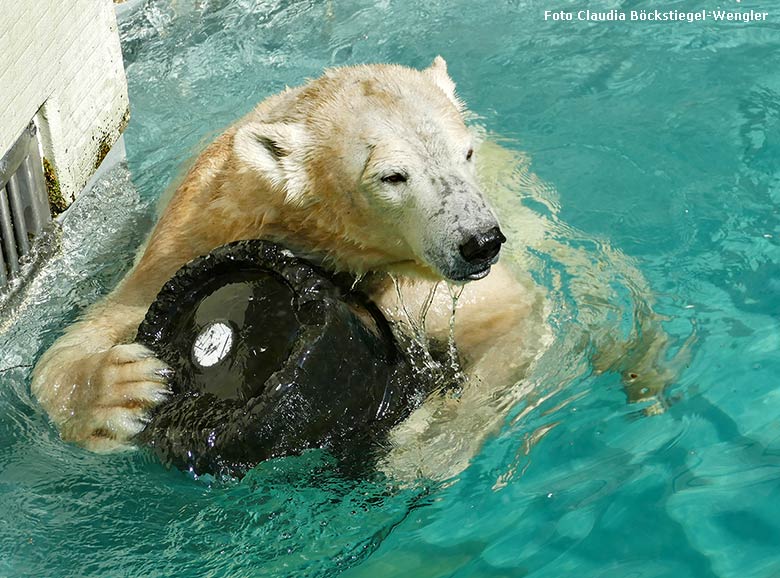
[31,58,676,478]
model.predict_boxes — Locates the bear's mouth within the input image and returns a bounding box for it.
[450,260,495,283]
[465,266,491,281]
[392,254,498,283]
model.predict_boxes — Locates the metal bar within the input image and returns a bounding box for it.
[0,186,19,277]
[0,128,31,191]
[0,234,7,287]
[20,130,51,236]
[0,122,54,290]
[6,173,30,256]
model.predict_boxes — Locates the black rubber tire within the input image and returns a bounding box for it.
[135,240,420,477]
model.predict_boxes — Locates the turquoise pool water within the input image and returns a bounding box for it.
[2,0,780,576]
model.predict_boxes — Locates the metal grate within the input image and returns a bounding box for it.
[0,123,51,289]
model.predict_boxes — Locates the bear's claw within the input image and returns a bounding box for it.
[59,343,172,452]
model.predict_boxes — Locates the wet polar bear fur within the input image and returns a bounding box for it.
[31,58,673,480]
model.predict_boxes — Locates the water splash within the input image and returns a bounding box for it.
[445,282,466,387]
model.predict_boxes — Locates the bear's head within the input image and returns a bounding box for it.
[233,57,504,282]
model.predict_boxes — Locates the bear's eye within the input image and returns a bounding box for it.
[381,172,407,184]
[466,148,474,161]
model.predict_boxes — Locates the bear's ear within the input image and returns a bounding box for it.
[233,121,311,205]
[424,56,464,112]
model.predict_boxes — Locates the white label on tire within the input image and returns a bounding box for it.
[193,321,234,367]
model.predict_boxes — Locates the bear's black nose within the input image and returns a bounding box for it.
[459,226,506,264]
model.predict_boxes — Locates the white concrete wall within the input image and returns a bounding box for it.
[0,0,129,205]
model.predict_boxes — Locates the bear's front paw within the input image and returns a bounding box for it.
[60,343,172,452]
